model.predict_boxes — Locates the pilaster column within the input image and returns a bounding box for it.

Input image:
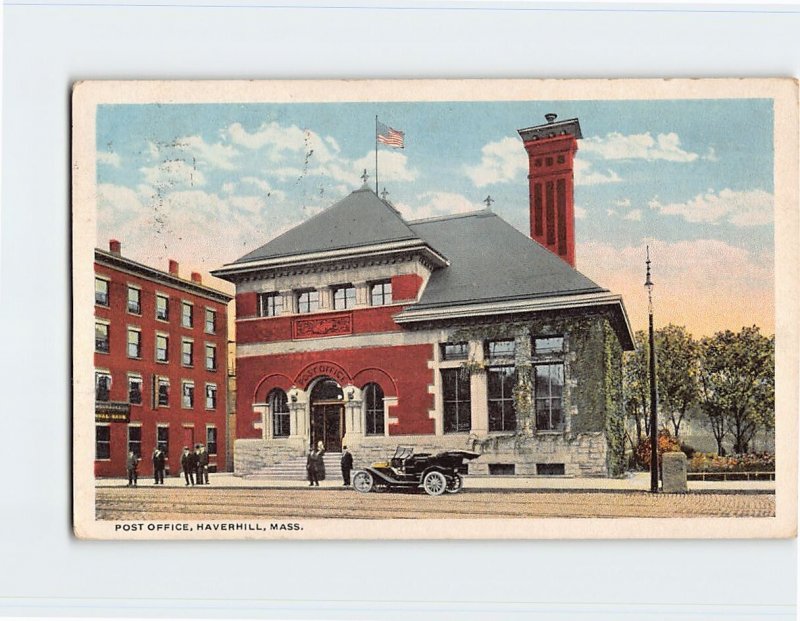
[288,387,309,446]
[353,281,369,308]
[318,286,333,311]
[279,290,294,315]
[469,340,489,435]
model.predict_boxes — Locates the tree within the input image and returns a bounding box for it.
[655,325,700,438]
[698,326,774,455]
[623,330,650,447]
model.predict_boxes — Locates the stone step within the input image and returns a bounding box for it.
[244,453,346,480]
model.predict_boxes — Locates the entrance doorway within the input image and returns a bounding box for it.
[309,377,345,452]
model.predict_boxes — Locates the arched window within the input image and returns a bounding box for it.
[269,388,290,438]
[364,383,385,436]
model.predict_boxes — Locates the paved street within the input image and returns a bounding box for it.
[96,485,774,520]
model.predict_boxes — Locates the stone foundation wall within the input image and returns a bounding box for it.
[234,432,608,477]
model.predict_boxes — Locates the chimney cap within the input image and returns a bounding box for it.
[517,116,583,142]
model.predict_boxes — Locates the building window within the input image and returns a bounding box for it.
[181,302,193,328]
[95,425,111,460]
[487,339,515,359]
[95,277,109,306]
[128,375,142,405]
[127,286,141,314]
[157,426,169,454]
[157,378,169,406]
[156,334,169,362]
[364,383,385,436]
[95,372,111,402]
[182,340,193,367]
[534,336,564,354]
[268,389,290,438]
[488,366,517,432]
[296,290,319,314]
[442,369,471,433]
[258,292,283,317]
[207,427,218,455]
[370,280,392,306]
[95,322,109,353]
[128,425,142,457]
[205,344,217,371]
[441,342,469,361]
[182,381,194,409]
[156,294,169,321]
[535,363,564,431]
[127,328,141,359]
[205,384,217,410]
[205,308,216,334]
[333,285,356,310]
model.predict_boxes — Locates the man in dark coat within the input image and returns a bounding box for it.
[340,445,353,486]
[126,451,139,487]
[306,441,325,487]
[152,447,166,485]
[181,446,196,486]
[196,444,210,485]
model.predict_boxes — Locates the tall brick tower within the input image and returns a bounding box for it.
[517,114,582,267]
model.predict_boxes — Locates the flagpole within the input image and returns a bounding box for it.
[375,115,379,194]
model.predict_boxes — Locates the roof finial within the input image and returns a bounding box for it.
[380,187,390,201]
[360,169,369,187]
[483,195,495,209]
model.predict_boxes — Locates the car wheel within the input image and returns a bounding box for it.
[423,470,447,496]
[446,474,463,493]
[352,471,374,493]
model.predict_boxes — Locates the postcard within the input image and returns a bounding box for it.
[72,78,798,539]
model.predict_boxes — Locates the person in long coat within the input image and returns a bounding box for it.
[306,441,325,486]
[340,445,353,486]
[181,446,196,486]
[152,447,166,485]
[126,451,139,487]
[195,444,210,485]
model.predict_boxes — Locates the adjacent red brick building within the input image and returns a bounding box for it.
[94,241,232,478]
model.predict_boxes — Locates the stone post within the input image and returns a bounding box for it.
[514,330,534,434]
[343,384,364,445]
[353,281,369,308]
[288,387,309,449]
[662,452,688,493]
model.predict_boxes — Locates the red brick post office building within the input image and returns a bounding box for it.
[213,115,635,477]
[94,241,232,478]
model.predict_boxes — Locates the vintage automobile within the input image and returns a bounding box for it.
[352,446,479,496]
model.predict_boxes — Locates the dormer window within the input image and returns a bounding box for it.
[296,290,319,314]
[333,285,356,310]
[370,280,392,306]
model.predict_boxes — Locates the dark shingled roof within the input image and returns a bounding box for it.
[234,187,422,263]
[408,210,605,309]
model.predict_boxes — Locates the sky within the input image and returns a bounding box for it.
[95,98,775,337]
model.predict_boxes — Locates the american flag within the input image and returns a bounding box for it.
[377,120,405,148]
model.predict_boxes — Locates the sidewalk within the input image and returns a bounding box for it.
[96,471,775,493]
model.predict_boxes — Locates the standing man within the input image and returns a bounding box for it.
[196,444,210,485]
[126,450,139,487]
[340,445,353,486]
[181,446,195,486]
[152,446,166,485]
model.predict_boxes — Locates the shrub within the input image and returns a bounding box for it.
[688,452,775,473]
[634,429,682,469]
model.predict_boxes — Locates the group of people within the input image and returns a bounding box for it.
[123,445,210,486]
[306,442,354,486]
[181,444,210,486]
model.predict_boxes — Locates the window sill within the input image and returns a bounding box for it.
[156,317,170,323]
[155,359,169,364]
[182,364,194,369]
[95,350,110,355]
[128,356,142,361]
[127,310,142,316]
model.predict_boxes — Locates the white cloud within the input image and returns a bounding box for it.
[354,150,418,184]
[172,135,239,170]
[614,198,631,208]
[581,131,700,162]
[578,238,774,336]
[394,192,483,221]
[574,158,622,186]
[97,151,121,167]
[623,209,643,221]
[141,159,206,189]
[221,182,236,194]
[464,136,527,187]
[649,188,773,226]
[574,205,587,219]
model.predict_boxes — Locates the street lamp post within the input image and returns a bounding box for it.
[645,246,659,493]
